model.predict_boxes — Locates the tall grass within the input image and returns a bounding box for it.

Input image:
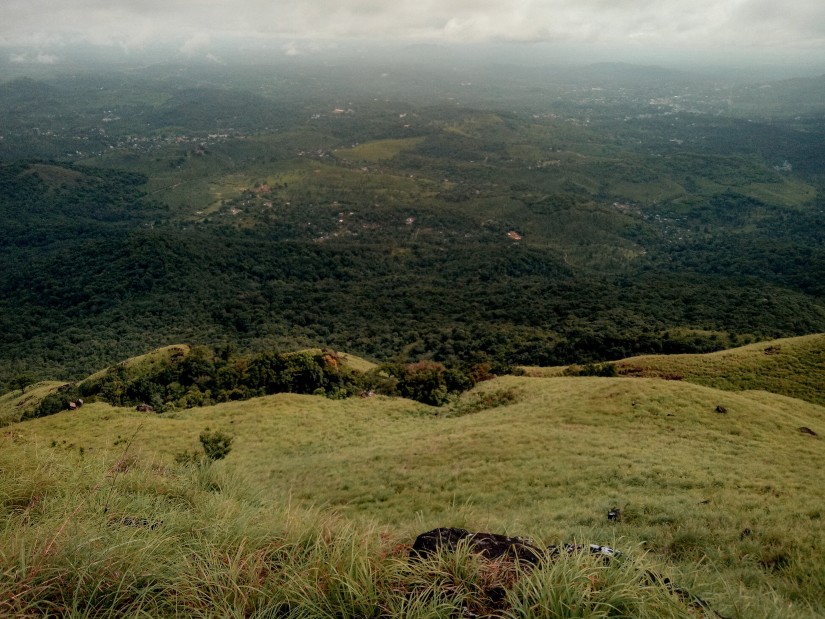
[5,372,825,617]
[4,351,825,618]
[0,443,758,618]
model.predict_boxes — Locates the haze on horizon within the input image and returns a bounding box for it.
[2,0,825,74]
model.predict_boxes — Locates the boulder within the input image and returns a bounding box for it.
[411,528,618,565]
[411,527,544,565]
[410,528,722,618]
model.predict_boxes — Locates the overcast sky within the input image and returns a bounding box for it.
[3,0,825,65]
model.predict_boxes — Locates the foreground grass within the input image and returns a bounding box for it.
[1,445,725,618]
[6,373,825,617]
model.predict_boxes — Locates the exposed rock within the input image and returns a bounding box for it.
[411,527,619,566]
[799,426,818,436]
[410,528,722,618]
[136,403,154,412]
[411,527,544,565]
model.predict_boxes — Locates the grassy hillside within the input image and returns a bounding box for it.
[79,344,375,385]
[299,348,379,373]
[0,381,70,427]
[525,333,825,407]
[0,437,729,619]
[81,345,192,384]
[614,334,825,406]
[5,372,824,617]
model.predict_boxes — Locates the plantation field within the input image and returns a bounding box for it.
[337,137,426,162]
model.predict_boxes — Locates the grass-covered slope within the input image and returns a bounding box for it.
[80,345,376,385]
[0,381,70,427]
[0,346,195,427]
[0,440,727,619]
[81,345,192,384]
[5,372,824,617]
[525,333,825,406]
[614,333,825,406]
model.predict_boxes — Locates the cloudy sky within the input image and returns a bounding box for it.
[3,0,824,64]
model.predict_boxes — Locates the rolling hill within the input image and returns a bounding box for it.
[1,337,823,617]
[525,333,825,407]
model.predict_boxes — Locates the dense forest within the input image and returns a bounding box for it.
[1,62,824,389]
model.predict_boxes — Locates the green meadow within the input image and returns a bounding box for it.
[2,336,823,617]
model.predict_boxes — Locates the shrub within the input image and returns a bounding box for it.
[199,429,233,461]
[27,384,81,419]
[380,360,477,406]
[565,362,618,377]
[448,387,520,417]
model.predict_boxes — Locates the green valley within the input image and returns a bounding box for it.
[2,57,825,618]
[1,63,825,388]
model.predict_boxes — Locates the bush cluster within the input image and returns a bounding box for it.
[28,383,81,420]
[564,362,618,377]
[73,346,503,412]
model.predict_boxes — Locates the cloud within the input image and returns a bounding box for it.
[282,41,301,57]
[36,52,58,64]
[0,0,823,57]
[180,32,210,56]
[7,51,59,64]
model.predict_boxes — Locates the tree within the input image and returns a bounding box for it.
[13,373,37,394]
